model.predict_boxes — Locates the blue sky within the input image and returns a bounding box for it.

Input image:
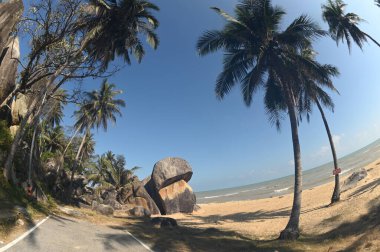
[20,0,380,191]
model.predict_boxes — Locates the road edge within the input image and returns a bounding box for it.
[0,215,50,252]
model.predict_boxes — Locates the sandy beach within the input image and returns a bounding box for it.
[165,158,380,250]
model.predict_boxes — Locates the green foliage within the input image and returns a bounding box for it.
[41,151,56,162]
[0,120,12,152]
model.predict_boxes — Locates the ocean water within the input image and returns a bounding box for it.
[196,139,380,204]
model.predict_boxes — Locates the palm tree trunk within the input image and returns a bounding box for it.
[68,129,88,199]
[363,32,380,48]
[28,122,38,184]
[316,100,340,204]
[63,126,81,156]
[279,83,303,240]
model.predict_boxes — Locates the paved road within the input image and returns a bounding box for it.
[4,216,151,252]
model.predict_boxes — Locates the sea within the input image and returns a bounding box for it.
[195,139,380,204]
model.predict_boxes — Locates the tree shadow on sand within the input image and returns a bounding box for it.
[109,219,306,252]
[302,195,380,251]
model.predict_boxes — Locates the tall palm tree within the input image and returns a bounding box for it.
[69,79,125,194]
[197,0,327,240]
[322,0,380,52]
[296,50,342,204]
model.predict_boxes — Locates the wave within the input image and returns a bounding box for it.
[274,187,289,193]
[202,192,239,199]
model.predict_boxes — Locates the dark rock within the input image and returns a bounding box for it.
[158,180,196,214]
[129,206,151,217]
[94,204,114,216]
[151,157,193,191]
[342,168,368,192]
[118,182,160,214]
[102,189,122,210]
[151,217,177,228]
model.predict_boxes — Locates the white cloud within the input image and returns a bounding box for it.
[311,134,344,160]
[288,160,295,166]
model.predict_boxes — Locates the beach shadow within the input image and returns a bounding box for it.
[348,178,380,198]
[106,219,299,252]
[303,196,380,251]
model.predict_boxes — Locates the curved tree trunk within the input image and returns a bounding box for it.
[28,122,38,184]
[279,83,303,240]
[3,74,68,183]
[316,100,340,204]
[68,129,88,200]
[363,32,380,48]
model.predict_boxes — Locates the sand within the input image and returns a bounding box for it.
[167,159,380,243]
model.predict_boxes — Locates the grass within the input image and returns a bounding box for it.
[0,174,57,242]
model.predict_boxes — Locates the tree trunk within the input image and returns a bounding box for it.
[316,100,340,204]
[279,83,303,240]
[68,129,88,199]
[56,126,81,172]
[3,73,68,183]
[28,122,38,184]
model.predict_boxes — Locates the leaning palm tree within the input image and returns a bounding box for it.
[296,49,342,204]
[322,0,380,52]
[197,0,327,239]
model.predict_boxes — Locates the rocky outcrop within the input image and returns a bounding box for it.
[0,0,23,53]
[151,157,193,191]
[158,180,196,214]
[0,0,23,105]
[11,93,29,125]
[92,202,114,216]
[144,157,196,215]
[0,37,19,104]
[117,182,160,215]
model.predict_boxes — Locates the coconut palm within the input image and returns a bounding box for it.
[68,79,125,195]
[197,0,327,239]
[296,49,342,204]
[78,0,160,70]
[3,0,159,183]
[322,0,380,52]
[88,152,140,189]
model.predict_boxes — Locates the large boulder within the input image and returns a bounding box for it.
[158,180,196,215]
[0,0,23,53]
[0,37,19,104]
[151,157,193,191]
[342,168,368,192]
[11,93,29,125]
[117,182,160,214]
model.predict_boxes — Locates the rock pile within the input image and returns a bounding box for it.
[87,157,197,217]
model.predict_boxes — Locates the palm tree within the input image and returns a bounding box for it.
[3,0,159,183]
[197,0,327,240]
[296,50,342,204]
[69,79,125,195]
[322,0,380,52]
[88,152,140,189]
[78,0,160,70]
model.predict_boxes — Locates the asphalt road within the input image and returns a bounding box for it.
[4,216,152,252]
